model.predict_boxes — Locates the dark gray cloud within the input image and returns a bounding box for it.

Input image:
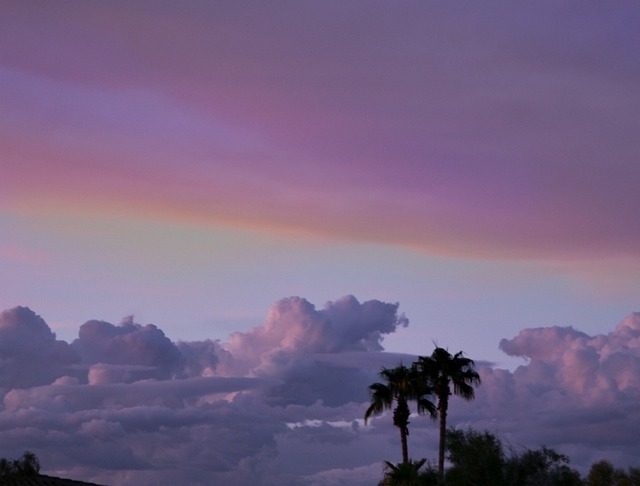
[0,306,77,387]
[175,339,225,378]
[71,316,183,381]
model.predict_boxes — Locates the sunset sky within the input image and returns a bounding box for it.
[1,2,640,485]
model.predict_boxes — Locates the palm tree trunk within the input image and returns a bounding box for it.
[394,398,411,464]
[400,425,409,464]
[438,396,448,486]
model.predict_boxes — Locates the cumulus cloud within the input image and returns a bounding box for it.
[223,295,407,377]
[498,312,640,400]
[0,306,77,387]
[3,302,640,483]
[455,313,640,471]
[176,339,229,378]
[217,296,408,406]
[71,316,183,381]
[0,297,410,485]
[349,313,640,477]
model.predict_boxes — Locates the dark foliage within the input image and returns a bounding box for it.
[503,446,582,486]
[445,428,505,486]
[378,458,438,486]
[444,428,582,486]
[586,460,640,486]
[0,451,40,479]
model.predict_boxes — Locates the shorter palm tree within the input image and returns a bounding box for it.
[365,364,436,464]
[379,458,437,486]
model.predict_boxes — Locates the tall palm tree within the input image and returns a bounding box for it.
[415,348,481,486]
[365,364,436,464]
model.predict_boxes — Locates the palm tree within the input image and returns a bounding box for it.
[379,458,437,486]
[365,364,436,464]
[415,348,481,486]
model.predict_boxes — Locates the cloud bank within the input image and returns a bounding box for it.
[1,300,639,484]
[0,297,407,485]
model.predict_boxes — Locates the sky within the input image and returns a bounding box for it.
[1,1,639,484]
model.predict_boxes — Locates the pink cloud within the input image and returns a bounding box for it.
[2,2,639,261]
[498,313,640,400]
[454,312,640,472]
[222,295,407,377]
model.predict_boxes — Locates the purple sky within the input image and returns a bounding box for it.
[1,2,640,484]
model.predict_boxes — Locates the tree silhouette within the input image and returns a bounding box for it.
[365,364,436,464]
[503,446,582,486]
[415,348,481,485]
[378,458,437,486]
[445,428,504,486]
[444,428,582,486]
[586,459,638,486]
[0,450,40,479]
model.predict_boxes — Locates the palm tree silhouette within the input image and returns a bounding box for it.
[380,458,435,485]
[365,364,436,464]
[415,348,481,485]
